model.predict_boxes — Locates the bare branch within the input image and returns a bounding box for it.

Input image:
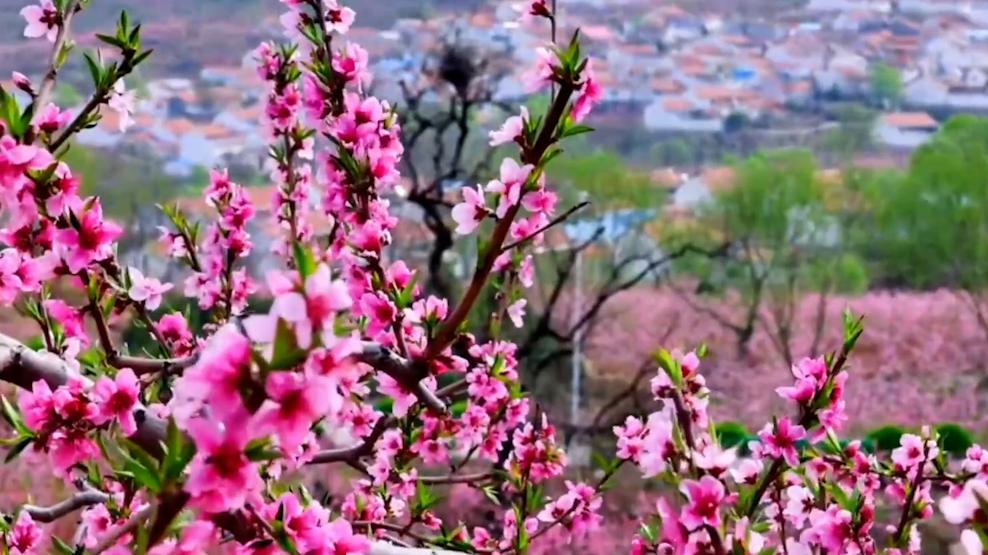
[500,201,591,253]
[34,0,81,112]
[21,489,108,523]
[356,343,446,413]
[308,416,392,465]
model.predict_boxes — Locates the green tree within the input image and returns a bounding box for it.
[652,138,693,167]
[869,63,903,108]
[823,103,876,158]
[551,150,663,209]
[679,150,839,363]
[866,115,988,336]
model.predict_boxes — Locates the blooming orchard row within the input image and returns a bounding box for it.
[0,1,985,555]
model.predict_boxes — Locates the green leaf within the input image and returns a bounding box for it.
[292,242,317,278]
[83,52,104,87]
[269,318,307,370]
[95,33,128,50]
[245,437,282,462]
[161,418,196,484]
[561,123,594,139]
[4,436,33,463]
[0,395,29,436]
[654,349,683,387]
[51,536,77,555]
[120,438,162,493]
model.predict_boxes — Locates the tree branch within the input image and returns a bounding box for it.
[356,343,445,413]
[20,489,108,523]
[34,0,81,113]
[0,333,168,457]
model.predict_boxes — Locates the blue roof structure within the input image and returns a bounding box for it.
[564,209,657,245]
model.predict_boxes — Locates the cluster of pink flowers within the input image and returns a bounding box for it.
[614,316,988,555]
[0,0,640,555]
[179,169,256,316]
[18,369,138,475]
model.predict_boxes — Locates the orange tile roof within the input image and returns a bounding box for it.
[702,166,736,192]
[164,118,196,136]
[651,168,684,189]
[662,97,694,113]
[881,112,938,129]
[651,77,686,94]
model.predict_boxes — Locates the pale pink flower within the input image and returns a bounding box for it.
[572,60,603,122]
[128,267,173,310]
[507,298,527,328]
[20,0,58,41]
[489,107,529,146]
[486,158,534,218]
[324,3,356,34]
[451,185,489,235]
[107,80,136,132]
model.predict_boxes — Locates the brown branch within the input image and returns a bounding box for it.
[418,471,493,485]
[0,333,167,457]
[427,81,577,358]
[356,343,446,413]
[308,417,392,465]
[90,503,155,554]
[20,489,108,523]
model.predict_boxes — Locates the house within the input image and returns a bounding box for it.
[875,112,940,148]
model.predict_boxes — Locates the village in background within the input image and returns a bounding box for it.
[2,0,988,439]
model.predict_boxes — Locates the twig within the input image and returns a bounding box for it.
[427,80,578,358]
[418,471,493,485]
[34,0,81,112]
[357,343,446,413]
[308,417,392,465]
[500,200,590,253]
[90,503,155,554]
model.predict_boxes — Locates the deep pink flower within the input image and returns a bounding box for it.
[680,475,730,529]
[185,412,263,513]
[758,417,806,467]
[333,42,371,88]
[91,368,139,435]
[33,103,71,134]
[147,520,215,555]
[7,511,43,555]
[254,372,339,452]
[54,199,122,273]
[176,325,252,422]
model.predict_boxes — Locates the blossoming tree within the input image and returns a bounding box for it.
[1,1,988,555]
